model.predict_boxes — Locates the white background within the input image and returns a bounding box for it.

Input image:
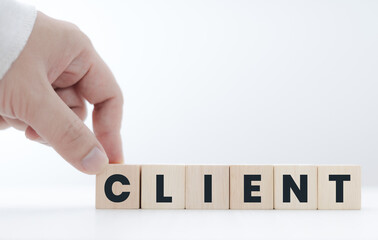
[0,1,377,239]
[0,186,376,240]
[2,0,376,187]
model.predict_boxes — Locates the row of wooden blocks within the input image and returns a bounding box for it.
[96,164,361,210]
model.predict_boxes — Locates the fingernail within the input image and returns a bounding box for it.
[81,147,108,174]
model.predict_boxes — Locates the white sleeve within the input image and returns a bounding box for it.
[0,0,37,80]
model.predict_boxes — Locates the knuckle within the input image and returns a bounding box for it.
[61,21,81,36]
[116,88,124,108]
[61,21,94,52]
[59,117,86,149]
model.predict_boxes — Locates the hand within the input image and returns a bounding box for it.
[0,12,123,174]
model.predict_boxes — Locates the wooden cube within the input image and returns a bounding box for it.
[230,165,273,209]
[96,164,140,209]
[274,165,317,210]
[141,165,185,209]
[186,165,229,209]
[318,165,361,210]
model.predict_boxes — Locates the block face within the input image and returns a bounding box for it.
[318,166,361,210]
[96,164,140,209]
[230,165,273,210]
[274,165,317,210]
[141,165,185,209]
[186,165,229,209]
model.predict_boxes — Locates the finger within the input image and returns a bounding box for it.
[56,87,87,121]
[76,54,123,163]
[52,49,91,88]
[26,81,108,174]
[50,46,123,163]
[25,126,49,145]
[2,116,28,131]
[0,116,10,130]
[3,116,48,144]
[25,126,40,140]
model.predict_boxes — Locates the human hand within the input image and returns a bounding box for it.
[0,12,123,174]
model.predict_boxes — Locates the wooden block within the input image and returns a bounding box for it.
[318,165,361,210]
[141,165,185,209]
[186,165,229,209]
[230,165,273,209]
[274,165,317,209]
[96,164,140,209]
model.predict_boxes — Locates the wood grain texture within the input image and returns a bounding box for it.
[96,164,140,209]
[186,165,229,209]
[274,165,317,210]
[230,165,273,210]
[141,165,185,209]
[318,165,361,210]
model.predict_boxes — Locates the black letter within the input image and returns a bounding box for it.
[283,175,308,202]
[204,175,212,203]
[156,175,172,202]
[329,174,351,203]
[244,175,261,203]
[104,174,130,202]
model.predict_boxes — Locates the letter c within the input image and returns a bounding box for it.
[104,174,130,202]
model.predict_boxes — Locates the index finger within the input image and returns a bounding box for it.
[76,52,124,163]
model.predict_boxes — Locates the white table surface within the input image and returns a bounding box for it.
[0,186,376,240]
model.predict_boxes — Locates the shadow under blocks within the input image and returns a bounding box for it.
[95,164,361,210]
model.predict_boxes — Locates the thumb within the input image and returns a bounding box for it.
[25,86,109,174]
